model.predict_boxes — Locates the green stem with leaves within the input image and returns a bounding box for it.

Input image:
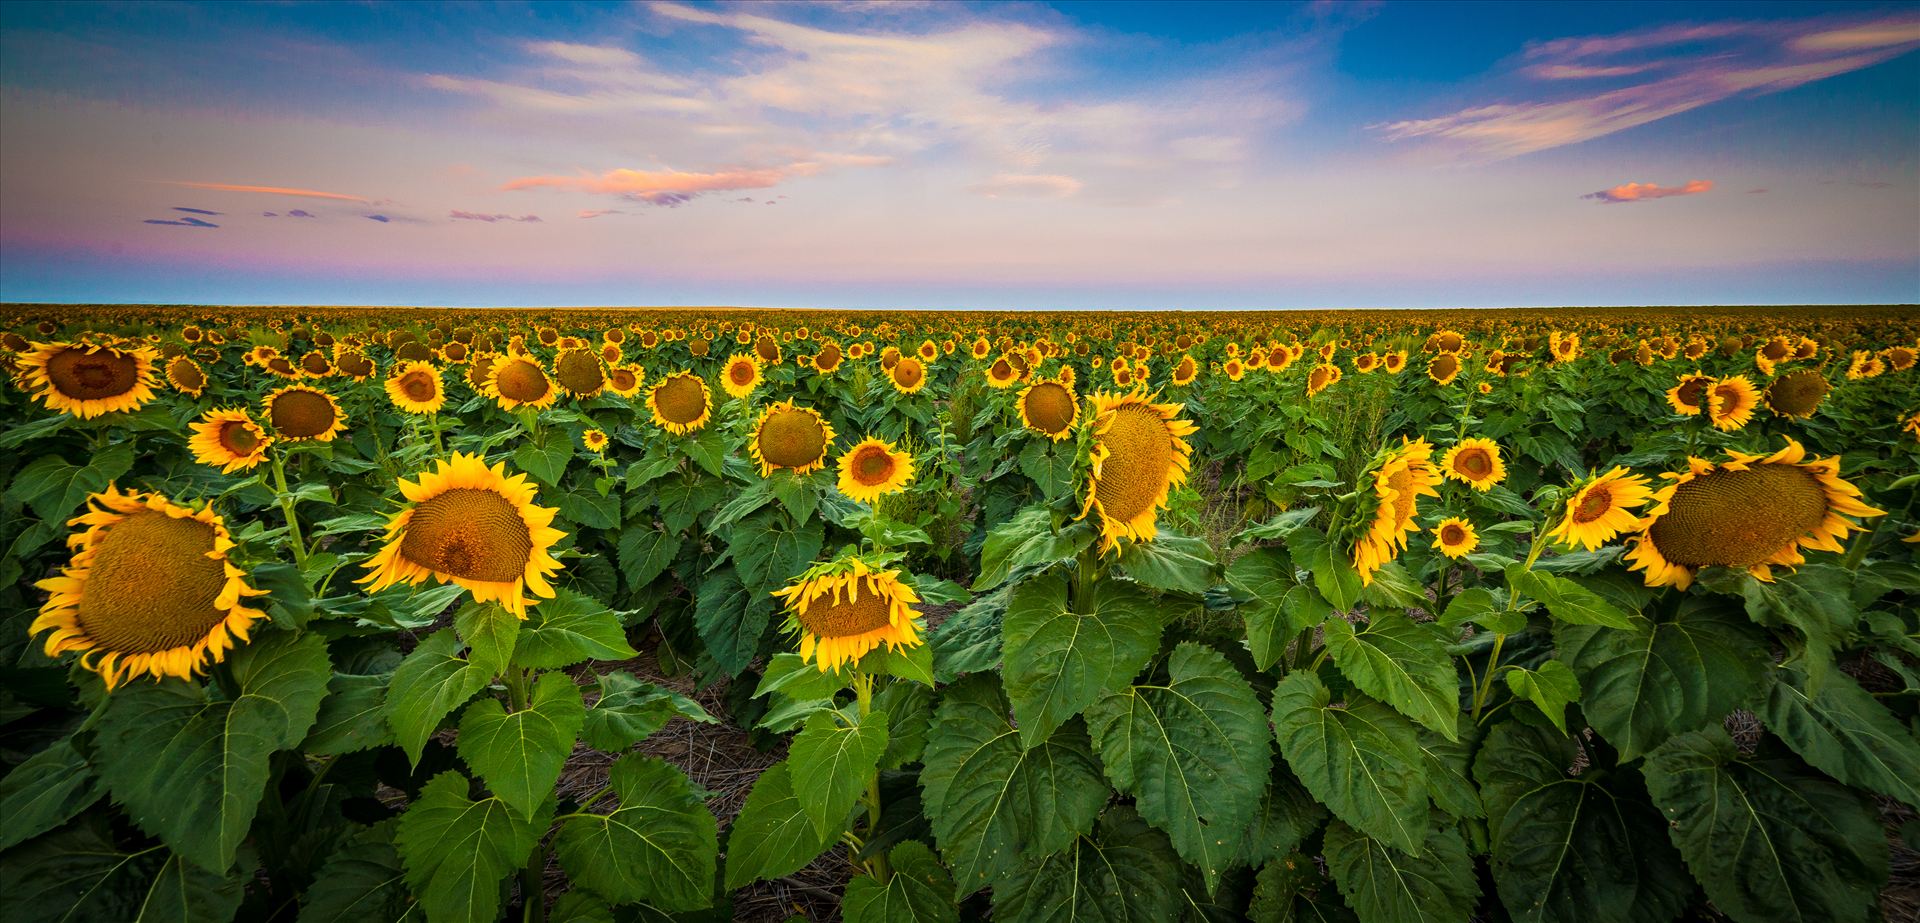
[853,670,890,881]
[1472,523,1549,719]
[270,449,308,568]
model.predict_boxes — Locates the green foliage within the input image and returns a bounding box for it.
[1002,571,1169,746]
[790,708,890,839]
[457,671,586,817]
[991,807,1184,923]
[842,841,959,923]
[394,771,554,923]
[724,761,833,889]
[553,755,717,910]
[1271,672,1431,855]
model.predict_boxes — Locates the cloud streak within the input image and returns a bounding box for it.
[167,181,373,203]
[173,206,222,216]
[1584,179,1713,203]
[504,163,818,206]
[968,173,1084,199]
[449,210,542,223]
[144,216,218,228]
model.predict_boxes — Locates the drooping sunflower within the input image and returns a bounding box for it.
[552,347,606,399]
[581,428,609,454]
[164,355,207,397]
[17,341,159,418]
[890,356,928,394]
[359,453,566,618]
[749,401,836,477]
[1441,438,1505,491]
[1432,517,1479,559]
[188,408,273,473]
[1763,369,1830,419]
[647,371,712,435]
[1353,439,1441,585]
[837,437,915,503]
[1705,376,1760,431]
[264,384,348,442]
[1545,467,1653,551]
[1018,376,1080,440]
[1625,439,1883,589]
[1170,355,1199,387]
[489,355,559,411]
[721,353,763,400]
[385,361,446,415]
[31,487,267,689]
[1080,391,1197,552]
[1665,372,1712,416]
[606,364,644,398]
[1306,363,1341,397]
[772,555,924,673]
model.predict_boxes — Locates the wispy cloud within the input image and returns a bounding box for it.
[1377,13,1920,160]
[504,163,815,206]
[968,173,1084,199]
[449,210,542,223]
[576,209,625,219]
[173,206,222,216]
[167,181,373,203]
[144,216,218,228]
[365,214,392,223]
[263,209,318,218]
[1583,179,1713,203]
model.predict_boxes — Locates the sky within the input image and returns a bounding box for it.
[1,0,1916,310]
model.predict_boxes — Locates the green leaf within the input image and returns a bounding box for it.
[723,761,833,888]
[0,738,105,851]
[394,771,553,923]
[790,709,890,839]
[1557,601,1771,761]
[859,641,936,686]
[1643,728,1888,923]
[1116,530,1217,595]
[554,755,717,911]
[843,840,958,923]
[1437,587,1522,635]
[510,588,638,670]
[1359,561,1427,610]
[513,430,571,486]
[1232,765,1328,868]
[1417,728,1483,821]
[581,671,715,752]
[1292,528,1362,611]
[558,489,619,529]
[920,674,1107,896]
[93,631,330,871]
[1503,660,1581,734]
[1322,613,1461,740]
[991,806,1184,923]
[770,470,820,522]
[974,507,1092,590]
[1002,572,1168,747]
[1473,721,1688,923]
[385,629,491,765]
[754,652,849,702]
[1226,546,1294,602]
[874,681,934,769]
[1738,564,1857,687]
[0,411,71,449]
[1269,672,1430,855]
[454,602,521,675]
[1323,820,1478,923]
[457,672,586,818]
[684,424,729,476]
[1244,585,1330,672]
[1762,662,1920,809]
[299,822,412,923]
[0,815,246,923]
[9,445,135,523]
[1506,565,1633,629]
[1017,438,1076,501]
[1250,852,1356,923]
[303,672,393,756]
[616,522,682,589]
[1085,643,1271,891]
[694,569,774,676]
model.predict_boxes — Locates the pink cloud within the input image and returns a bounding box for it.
[450,210,542,223]
[577,209,625,219]
[1583,179,1713,204]
[166,181,372,203]
[968,173,1084,199]
[503,164,815,206]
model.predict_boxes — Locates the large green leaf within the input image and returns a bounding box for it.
[453,601,520,675]
[1737,564,1856,686]
[974,507,1091,590]
[93,631,330,871]
[991,807,1183,923]
[385,629,492,765]
[509,588,638,670]
[841,840,958,923]
[456,671,586,817]
[298,822,413,923]
[580,671,715,752]
[1116,530,1217,595]
[693,570,773,676]
[303,672,393,756]
[0,738,105,850]
[1322,820,1478,923]
[1232,762,1328,868]
[1502,660,1581,734]
[789,708,890,839]
[1250,853,1356,923]
[1228,551,1327,671]
[1762,662,1920,808]
[1085,642,1270,891]
[1642,728,1887,923]
[1505,565,1633,629]
[1291,528,1361,611]
[920,674,1106,896]
[1473,721,1689,923]
[1003,571,1168,746]
[616,521,682,591]
[1269,672,1429,855]
[393,771,552,923]
[0,815,245,923]
[723,760,833,889]
[1322,613,1460,740]
[1557,601,1770,761]
[1417,729,1482,821]
[553,755,717,911]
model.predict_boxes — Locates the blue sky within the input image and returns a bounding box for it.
[1,0,1915,308]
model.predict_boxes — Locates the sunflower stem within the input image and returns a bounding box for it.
[853,670,890,881]
[269,450,308,568]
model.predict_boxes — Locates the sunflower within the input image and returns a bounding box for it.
[970,337,992,360]
[1079,391,1197,552]
[1426,353,1461,386]
[188,408,273,473]
[31,487,267,690]
[299,350,334,378]
[811,341,844,375]
[1441,438,1504,491]
[1762,369,1829,419]
[336,348,376,381]
[722,353,763,400]
[581,428,609,454]
[1846,351,1884,380]
[1353,439,1441,585]
[1625,439,1883,589]
[385,361,446,415]
[647,371,713,435]
[1353,352,1380,374]
[985,356,1022,388]
[1018,377,1080,440]
[1222,357,1246,380]
[771,556,924,673]
[1550,331,1580,363]
[838,437,915,503]
[1383,351,1408,374]
[1884,345,1916,372]
[1432,517,1478,559]
[918,340,940,361]
[164,355,207,397]
[359,453,565,618]
[1665,372,1712,416]
[1705,376,1759,431]
[489,356,559,411]
[1546,467,1653,551]
[17,341,159,418]
[754,334,783,365]
[606,364,644,398]
[749,401,836,477]
[1306,363,1341,397]
[264,384,348,442]
[552,347,606,398]
[890,356,928,394]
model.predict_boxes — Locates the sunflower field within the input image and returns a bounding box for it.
[0,304,1917,923]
